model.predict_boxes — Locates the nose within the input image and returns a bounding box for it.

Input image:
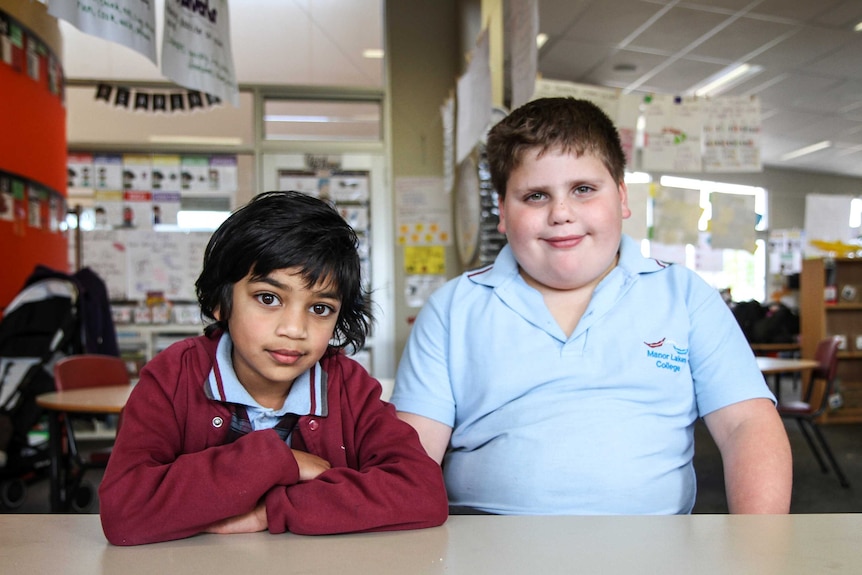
[276,306,307,339]
[549,198,576,224]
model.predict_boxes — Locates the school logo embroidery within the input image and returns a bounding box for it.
[644,338,688,373]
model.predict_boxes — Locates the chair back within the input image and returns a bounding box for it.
[805,337,841,411]
[53,354,130,391]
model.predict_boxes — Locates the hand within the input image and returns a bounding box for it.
[205,503,267,534]
[292,449,331,481]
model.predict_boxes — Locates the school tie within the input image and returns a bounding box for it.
[226,404,299,443]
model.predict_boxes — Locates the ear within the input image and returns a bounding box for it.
[497,194,507,234]
[618,181,632,220]
[213,306,222,322]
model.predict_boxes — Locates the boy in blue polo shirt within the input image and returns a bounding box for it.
[392,97,791,515]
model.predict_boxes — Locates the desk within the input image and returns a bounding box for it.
[750,342,801,356]
[757,357,819,403]
[1,514,861,574]
[36,385,132,512]
[756,357,819,376]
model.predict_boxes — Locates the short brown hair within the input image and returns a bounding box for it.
[486,97,626,199]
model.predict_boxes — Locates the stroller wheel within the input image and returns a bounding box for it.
[70,479,95,513]
[0,478,27,510]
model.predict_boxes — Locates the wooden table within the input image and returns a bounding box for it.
[756,357,819,375]
[1,513,861,574]
[750,342,801,356]
[36,385,132,512]
[756,357,820,403]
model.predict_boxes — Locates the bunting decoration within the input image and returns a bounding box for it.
[94,83,222,113]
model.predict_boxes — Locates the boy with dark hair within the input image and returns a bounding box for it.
[393,98,791,515]
[100,191,447,545]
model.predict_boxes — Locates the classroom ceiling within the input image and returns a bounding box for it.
[536,0,862,179]
[59,0,862,180]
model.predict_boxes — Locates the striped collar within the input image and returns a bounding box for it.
[203,332,328,418]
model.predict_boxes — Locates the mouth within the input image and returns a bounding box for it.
[268,349,304,366]
[543,234,584,249]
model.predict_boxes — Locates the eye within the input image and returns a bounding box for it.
[310,303,336,317]
[524,191,546,202]
[255,292,281,307]
[573,185,594,195]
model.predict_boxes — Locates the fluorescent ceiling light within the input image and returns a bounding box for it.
[536,33,548,49]
[690,64,762,97]
[363,48,384,59]
[855,21,862,32]
[779,140,832,161]
[148,135,243,146]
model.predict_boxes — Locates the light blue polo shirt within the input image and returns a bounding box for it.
[392,234,774,515]
[205,333,327,442]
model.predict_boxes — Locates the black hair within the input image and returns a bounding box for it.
[486,97,626,199]
[195,190,372,354]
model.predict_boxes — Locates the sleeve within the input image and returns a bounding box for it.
[98,348,301,546]
[389,287,458,426]
[264,360,449,535]
[687,274,776,416]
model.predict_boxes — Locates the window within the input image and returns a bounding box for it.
[624,173,767,303]
[264,99,382,142]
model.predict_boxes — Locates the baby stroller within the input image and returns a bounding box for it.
[0,265,118,511]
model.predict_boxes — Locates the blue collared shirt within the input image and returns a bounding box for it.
[393,234,773,515]
[204,333,327,440]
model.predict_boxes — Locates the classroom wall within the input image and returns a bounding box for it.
[0,1,67,312]
[386,0,460,358]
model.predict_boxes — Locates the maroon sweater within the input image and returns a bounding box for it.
[99,334,447,545]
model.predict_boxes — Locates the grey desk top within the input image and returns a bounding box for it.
[2,513,860,574]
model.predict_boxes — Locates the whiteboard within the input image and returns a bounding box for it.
[82,229,212,301]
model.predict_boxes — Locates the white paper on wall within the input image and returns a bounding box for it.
[642,96,703,172]
[710,192,756,252]
[803,194,854,255]
[702,96,761,173]
[48,0,157,65]
[652,185,701,246]
[161,0,239,106]
[456,30,492,164]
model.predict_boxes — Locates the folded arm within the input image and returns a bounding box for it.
[264,383,449,535]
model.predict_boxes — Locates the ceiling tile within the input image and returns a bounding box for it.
[558,0,668,45]
[814,0,862,28]
[687,17,796,62]
[643,58,726,94]
[536,0,594,36]
[748,0,848,23]
[540,40,613,81]
[579,49,668,89]
[628,6,729,53]
[801,36,862,80]
[748,26,851,70]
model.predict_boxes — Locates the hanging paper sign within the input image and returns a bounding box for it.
[161,0,239,107]
[47,0,157,65]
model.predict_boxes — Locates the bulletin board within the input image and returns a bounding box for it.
[81,229,212,301]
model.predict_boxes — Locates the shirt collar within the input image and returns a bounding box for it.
[204,332,327,417]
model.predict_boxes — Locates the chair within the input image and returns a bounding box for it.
[52,354,130,510]
[777,336,850,488]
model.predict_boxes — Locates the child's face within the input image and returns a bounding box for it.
[224,267,341,399]
[498,147,631,294]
